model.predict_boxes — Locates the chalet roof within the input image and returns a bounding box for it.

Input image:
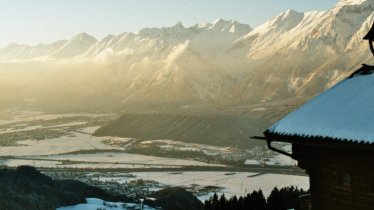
[266,64,374,144]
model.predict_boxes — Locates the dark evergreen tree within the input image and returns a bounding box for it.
[204,200,213,210]
[228,195,239,210]
[267,186,306,210]
[266,187,281,210]
[211,193,219,210]
[204,185,307,210]
[246,190,266,210]
[218,194,227,210]
[238,196,245,210]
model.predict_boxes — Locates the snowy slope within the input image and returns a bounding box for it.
[226,0,374,105]
[0,40,67,61]
[0,32,98,61]
[52,32,98,59]
[233,0,373,59]
[57,198,156,210]
[0,0,372,112]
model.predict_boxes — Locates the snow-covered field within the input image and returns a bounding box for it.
[0,112,225,168]
[0,122,88,135]
[128,171,309,199]
[0,132,117,156]
[0,111,112,125]
[140,139,231,155]
[0,111,296,169]
[244,144,297,166]
[56,171,305,210]
[0,111,309,208]
[57,198,155,210]
[11,152,223,168]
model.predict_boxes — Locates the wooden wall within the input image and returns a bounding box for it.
[293,143,374,210]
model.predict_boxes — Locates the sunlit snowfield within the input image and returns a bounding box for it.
[129,172,308,199]
[0,110,308,200]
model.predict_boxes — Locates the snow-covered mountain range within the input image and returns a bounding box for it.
[0,0,373,112]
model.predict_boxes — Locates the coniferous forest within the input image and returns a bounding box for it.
[204,186,308,210]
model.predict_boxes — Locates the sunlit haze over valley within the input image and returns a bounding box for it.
[0,0,373,209]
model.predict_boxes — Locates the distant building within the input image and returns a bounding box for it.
[260,24,374,210]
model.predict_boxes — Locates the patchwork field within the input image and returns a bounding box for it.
[0,110,308,201]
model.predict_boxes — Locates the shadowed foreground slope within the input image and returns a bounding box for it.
[94,113,263,147]
[0,166,125,210]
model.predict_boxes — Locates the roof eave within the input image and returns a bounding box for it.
[263,131,374,152]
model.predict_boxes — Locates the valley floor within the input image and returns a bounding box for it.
[0,111,309,201]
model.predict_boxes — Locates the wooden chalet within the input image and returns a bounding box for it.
[260,24,374,210]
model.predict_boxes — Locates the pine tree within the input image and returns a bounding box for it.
[211,193,219,210]
[218,194,227,210]
[228,195,239,209]
[204,185,308,210]
[267,187,281,210]
[204,200,213,210]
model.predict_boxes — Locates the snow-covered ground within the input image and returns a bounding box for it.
[0,132,116,156]
[14,152,224,168]
[127,171,309,199]
[0,111,299,169]
[244,144,297,166]
[53,171,308,202]
[0,111,113,125]
[57,198,156,210]
[0,111,309,207]
[0,112,226,169]
[0,122,88,135]
[141,139,231,155]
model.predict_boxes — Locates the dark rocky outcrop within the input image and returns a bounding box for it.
[145,187,203,210]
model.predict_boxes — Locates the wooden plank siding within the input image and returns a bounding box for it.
[293,143,374,210]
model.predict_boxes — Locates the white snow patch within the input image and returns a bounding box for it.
[0,132,115,156]
[269,73,374,143]
[130,171,309,198]
[3,159,61,168]
[265,155,297,166]
[57,198,156,210]
[244,159,259,165]
[78,126,101,134]
[0,112,112,125]
[39,152,224,168]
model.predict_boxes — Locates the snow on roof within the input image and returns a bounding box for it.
[267,65,374,144]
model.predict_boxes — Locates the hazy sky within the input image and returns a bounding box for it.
[0,0,339,47]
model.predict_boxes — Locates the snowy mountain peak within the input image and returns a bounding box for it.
[209,18,251,34]
[0,0,373,110]
[137,22,190,38]
[334,0,373,12]
[284,9,302,17]
[243,9,304,38]
[337,0,369,6]
[210,18,240,28]
[213,18,228,25]
[50,32,98,59]
[70,32,98,43]
[174,21,184,28]
[276,9,304,22]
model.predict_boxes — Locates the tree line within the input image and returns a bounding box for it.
[204,186,308,210]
